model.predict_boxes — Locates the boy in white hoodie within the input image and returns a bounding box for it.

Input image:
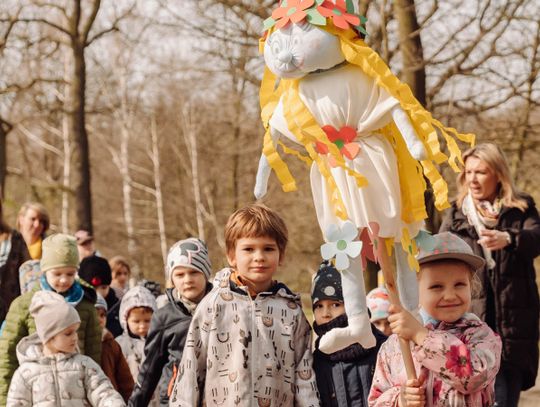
[7,290,124,406]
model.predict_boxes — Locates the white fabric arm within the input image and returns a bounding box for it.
[254,127,281,200]
[391,106,427,161]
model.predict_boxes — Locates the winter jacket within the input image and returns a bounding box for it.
[368,313,501,407]
[0,280,102,405]
[105,288,123,337]
[440,194,540,390]
[116,333,145,384]
[129,284,212,407]
[6,333,125,406]
[313,315,387,407]
[101,328,134,402]
[169,268,320,407]
[0,231,30,322]
[116,285,159,406]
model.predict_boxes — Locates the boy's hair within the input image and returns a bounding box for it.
[225,204,288,257]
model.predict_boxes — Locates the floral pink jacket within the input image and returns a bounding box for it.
[368,313,501,407]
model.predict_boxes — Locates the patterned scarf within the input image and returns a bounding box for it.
[40,274,84,306]
[462,192,496,269]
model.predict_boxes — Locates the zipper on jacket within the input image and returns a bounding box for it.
[51,358,62,407]
[248,293,256,407]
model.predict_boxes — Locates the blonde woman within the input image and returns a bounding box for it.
[440,143,540,407]
[109,256,131,300]
[16,202,49,260]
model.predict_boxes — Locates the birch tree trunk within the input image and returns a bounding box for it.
[182,103,205,240]
[150,116,167,267]
[61,52,71,233]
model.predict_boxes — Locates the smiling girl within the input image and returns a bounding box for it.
[368,232,501,407]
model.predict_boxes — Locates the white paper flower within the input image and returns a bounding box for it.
[320,221,362,270]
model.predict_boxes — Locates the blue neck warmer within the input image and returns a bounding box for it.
[40,274,84,306]
[419,308,440,328]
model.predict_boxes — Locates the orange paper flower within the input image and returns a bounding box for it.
[272,0,316,29]
[317,0,360,30]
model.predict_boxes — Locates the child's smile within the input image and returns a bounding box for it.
[418,261,472,323]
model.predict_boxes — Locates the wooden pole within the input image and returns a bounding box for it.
[377,238,417,380]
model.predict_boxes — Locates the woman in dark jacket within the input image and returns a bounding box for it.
[440,143,540,407]
[0,200,30,323]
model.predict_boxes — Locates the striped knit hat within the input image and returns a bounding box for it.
[166,238,212,281]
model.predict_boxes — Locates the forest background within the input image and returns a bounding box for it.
[1,0,538,295]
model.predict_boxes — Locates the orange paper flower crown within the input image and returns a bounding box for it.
[263,0,367,35]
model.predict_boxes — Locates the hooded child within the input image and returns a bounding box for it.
[6,291,125,406]
[116,286,157,388]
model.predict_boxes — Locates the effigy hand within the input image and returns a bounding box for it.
[391,107,427,161]
[254,154,271,200]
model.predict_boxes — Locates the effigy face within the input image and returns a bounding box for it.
[263,22,345,79]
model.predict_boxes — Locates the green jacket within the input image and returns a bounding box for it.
[0,280,102,405]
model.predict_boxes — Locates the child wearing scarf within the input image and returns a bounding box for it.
[312,260,387,407]
[0,233,102,405]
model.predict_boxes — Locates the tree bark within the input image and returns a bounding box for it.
[0,119,9,199]
[69,38,93,233]
[395,0,441,232]
[395,0,426,106]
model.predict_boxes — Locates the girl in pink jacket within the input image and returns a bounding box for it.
[368,232,502,407]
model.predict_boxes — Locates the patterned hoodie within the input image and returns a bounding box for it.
[368,312,501,407]
[115,286,157,405]
[7,333,125,406]
[170,268,320,407]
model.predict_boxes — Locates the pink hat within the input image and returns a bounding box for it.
[367,287,390,322]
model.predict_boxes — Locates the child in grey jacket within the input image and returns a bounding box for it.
[170,204,319,407]
[7,290,124,406]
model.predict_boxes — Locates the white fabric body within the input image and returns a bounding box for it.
[269,64,422,239]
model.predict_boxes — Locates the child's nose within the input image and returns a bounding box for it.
[443,289,457,300]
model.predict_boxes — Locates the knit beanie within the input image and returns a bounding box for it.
[367,287,390,322]
[166,238,212,281]
[79,255,112,287]
[29,290,81,344]
[95,293,108,312]
[40,234,79,273]
[119,286,157,331]
[311,260,343,307]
